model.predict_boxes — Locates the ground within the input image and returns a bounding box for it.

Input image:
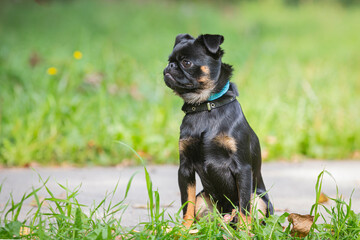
[1,160,359,227]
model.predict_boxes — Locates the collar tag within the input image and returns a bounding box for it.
[207,102,211,111]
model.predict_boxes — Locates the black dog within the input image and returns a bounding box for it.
[163,34,273,228]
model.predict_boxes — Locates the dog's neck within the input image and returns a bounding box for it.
[180,63,233,105]
[213,63,233,93]
[208,81,230,101]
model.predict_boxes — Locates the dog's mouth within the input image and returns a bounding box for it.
[164,72,194,89]
[164,73,175,82]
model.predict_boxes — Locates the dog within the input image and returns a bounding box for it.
[163,34,273,228]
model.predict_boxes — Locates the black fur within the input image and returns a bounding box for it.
[163,34,273,222]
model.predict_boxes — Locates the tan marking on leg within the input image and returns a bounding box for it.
[239,212,252,225]
[238,194,252,229]
[183,184,196,228]
[179,137,195,154]
[195,192,213,220]
[213,133,237,153]
[236,194,268,229]
[251,195,267,219]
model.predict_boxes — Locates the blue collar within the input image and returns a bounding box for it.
[208,81,230,101]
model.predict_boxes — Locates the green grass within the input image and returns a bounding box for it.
[1,162,359,239]
[0,0,360,166]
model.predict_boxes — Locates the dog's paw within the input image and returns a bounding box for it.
[182,218,194,229]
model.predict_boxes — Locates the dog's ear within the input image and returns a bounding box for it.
[196,34,224,55]
[174,34,194,48]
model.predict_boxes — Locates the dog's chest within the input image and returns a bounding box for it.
[180,110,222,137]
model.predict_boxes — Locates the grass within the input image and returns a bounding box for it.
[1,158,359,239]
[0,0,360,166]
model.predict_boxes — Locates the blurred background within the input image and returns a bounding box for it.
[0,0,359,167]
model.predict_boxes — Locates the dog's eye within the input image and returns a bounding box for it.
[181,59,192,68]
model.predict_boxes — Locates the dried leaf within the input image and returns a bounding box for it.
[29,51,41,67]
[352,150,360,159]
[161,203,174,208]
[24,161,41,168]
[288,213,314,238]
[130,84,143,100]
[84,73,104,86]
[107,83,119,95]
[274,208,290,212]
[86,140,103,153]
[261,149,269,160]
[189,229,199,234]
[266,135,277,145]
[223,208,237,223]
[223,214,232,223]
[57,192,66,199]
[115,159,134,167]
[20,226,31,236]
[29,196,48,207]
[318,192,329,204]
[132,204,148,209]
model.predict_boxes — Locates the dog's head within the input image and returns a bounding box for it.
[163,34,232,104]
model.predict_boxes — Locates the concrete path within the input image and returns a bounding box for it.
[1,160,359,227]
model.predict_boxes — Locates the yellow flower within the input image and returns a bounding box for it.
[73,50,82,60]
[47,67,57,75]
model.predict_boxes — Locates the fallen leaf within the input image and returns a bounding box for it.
[266,135,277,145]
[223,214,232,223]
[29,51,41,68]
[20,226,31,236]
[223,208,237,224]
[274,208,290,212]
[318,192,329,204]
[29,196,48,207]
[115,159,134,167]
[189,229,199,234]
[87,140,96,148]
[114,230,139,239]
[288,213,314,238]
[24,161,41,168]
[161,203,174,208]
[261,149,269,160]
[57,192,66,199]
[132,204,148,209]
[130,84,143,100]
[86,140,103,153]
[352,150,360,159]
[137,150,150,159]
[107,83,119,95]
[84,72,104,86]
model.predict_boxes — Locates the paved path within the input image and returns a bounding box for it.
[1,160,359,226]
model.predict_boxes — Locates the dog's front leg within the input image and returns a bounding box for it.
[235,164,252,226]
[178,159,196,228]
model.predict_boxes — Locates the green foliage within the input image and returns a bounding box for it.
[0,0,360,166]
[283,0,360,7]
[310,170,360,239]
[1,163,359,238]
